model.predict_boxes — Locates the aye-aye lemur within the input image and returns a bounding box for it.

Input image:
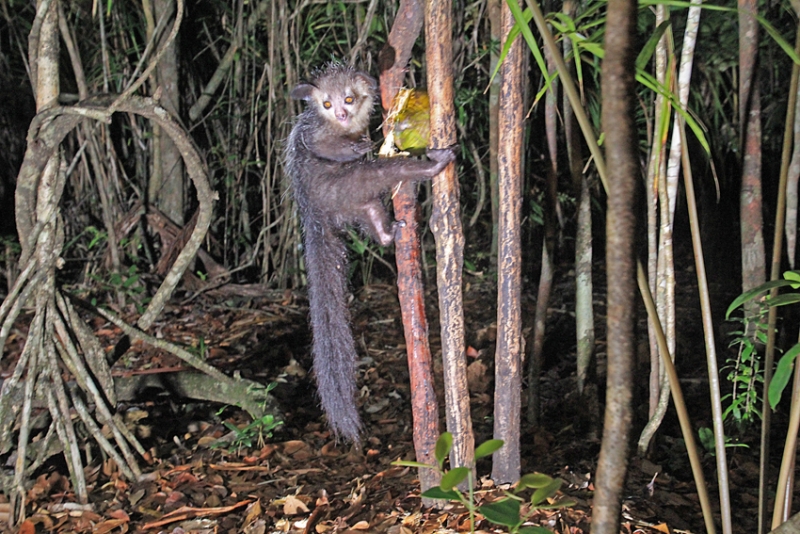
[285,63,455,442]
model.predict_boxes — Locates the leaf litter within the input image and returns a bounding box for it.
[0,280,764,533]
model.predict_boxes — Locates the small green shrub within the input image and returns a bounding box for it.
[393,433,575,533]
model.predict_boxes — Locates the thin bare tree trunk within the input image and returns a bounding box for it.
[740,88,765,296]
[594,0,638,530]
[425,0,475,478]
[639,0,703,454]
[562,0,594,408]
[151,0,184,224]
[770,26,800,531]
[739,0,765,301]
[738,3,767,529]
[787,58,800,268]
[641,4,670,439]
[527,28,557,431]
[492,0,524,482]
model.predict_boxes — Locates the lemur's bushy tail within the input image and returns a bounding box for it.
[302,221,361,442]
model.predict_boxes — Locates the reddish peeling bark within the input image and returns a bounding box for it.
[738,0,765,298]
[380,0,441,495]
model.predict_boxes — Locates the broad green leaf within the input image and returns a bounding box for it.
[768,344,800,409]
[519,527,554,534]
[784,270,800,289]
[475,439,504,460]
[435,433,453,466]
[421,486,461,501]
[479,498,521,527]
[536,499,577,510]
[441,467,470,491]
[531,478,562,506]
[577,41,605,58]
[726,279,794,319]
[517,473,554,490]
[766,294,800,307]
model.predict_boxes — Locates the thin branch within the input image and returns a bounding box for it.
[112,0,185,109]
[349,0,379,64]
[91,303,230,384]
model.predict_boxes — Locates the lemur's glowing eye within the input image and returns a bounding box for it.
[323,101,332,109]
[344,96,354,104]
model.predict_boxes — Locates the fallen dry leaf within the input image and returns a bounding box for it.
[282,494,310,515]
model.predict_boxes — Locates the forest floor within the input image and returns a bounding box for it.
[0,259,777,534]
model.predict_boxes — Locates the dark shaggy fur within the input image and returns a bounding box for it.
[285,63,454,441]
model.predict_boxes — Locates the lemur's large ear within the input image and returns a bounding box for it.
[290,81,317,101]
[353,71,377,92]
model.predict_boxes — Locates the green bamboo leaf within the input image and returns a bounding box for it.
[479,498,521,527]
[506,0,549,89]
[758,15,800,65]
[634,0,799,65]
[541,16,708,157]
[634,70,710,154]
[548,13,574,34]
[532,71,560,107]
[88,231,105,249]
[475,439,505,460]
[490,4,534,83]
[637,0,731,11]
[441,467,470,491]
[636,19,672,71]
[577,41,605,58]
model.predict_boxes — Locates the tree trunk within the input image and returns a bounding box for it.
[563,0,595,413]
[150,0,185,225]
[593,0,638,530]
[492,0,524,483]
[639,0,703,454]
[380,0,442,498]
[425,0,475,478]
